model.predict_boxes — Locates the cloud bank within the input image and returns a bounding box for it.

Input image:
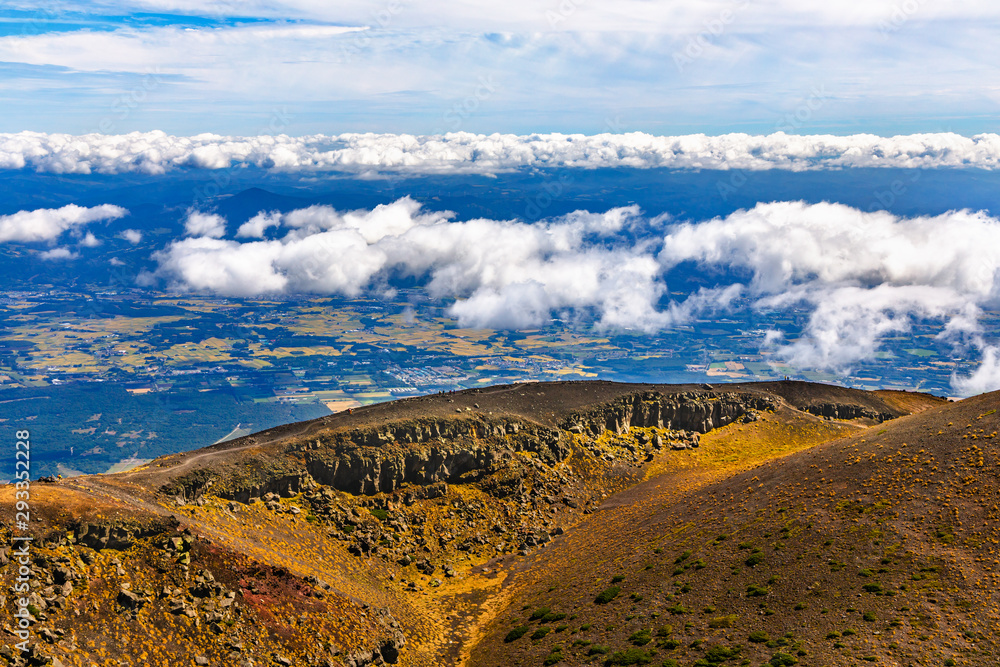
[2,131,1000,176]
[149,198,1000,393]
[152,198,684,331]
[659,202,1000,391]
[0,204,128,243]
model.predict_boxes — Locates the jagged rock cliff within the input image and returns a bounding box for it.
[301,417,565,496]
[204,416,565,502]
[561,391,778,436]
[804,402,894,422]
[175,391,895,505]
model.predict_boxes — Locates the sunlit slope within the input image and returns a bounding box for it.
[471,392,999,667]
[0,381,951,666]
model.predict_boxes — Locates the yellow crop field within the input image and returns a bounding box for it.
[544,367,598,377]
[163,337,233,364]
[516,333,612,349]
[258,345,343,359]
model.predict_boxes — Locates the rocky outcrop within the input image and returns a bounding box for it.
[72,516,179,551]
[300,417,565,496]
[804,403,894,422]
[217,473,309,504]
[160,468,218,501]
[562,391,777,437]
[207,417,565,501]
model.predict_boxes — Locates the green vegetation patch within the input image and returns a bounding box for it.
[628,629,652,646]
[530,607,552,621]
[604,648,654,665]
[708,615,738,629]
[595,586,621,604]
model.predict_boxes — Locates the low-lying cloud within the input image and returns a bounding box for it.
[0,204,128,243]
[184,211,227,238]
[952,346,1000,397]
[152,198,682,331]
[2,131,1000,175]
[38,247,80,261]
[148,198,1000,394]
[660,202,1000,382]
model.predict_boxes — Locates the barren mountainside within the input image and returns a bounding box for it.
[6,380,994,667]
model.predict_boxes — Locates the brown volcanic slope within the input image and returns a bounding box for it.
[470,390,1000,667]
[0,380,953,667]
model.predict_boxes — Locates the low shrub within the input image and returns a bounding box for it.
[604,648,653,665]
[704,644,742,663]
[543,650,563,665]
[627,629,652,646]
[504,625,530,642]
[595,586,621,604]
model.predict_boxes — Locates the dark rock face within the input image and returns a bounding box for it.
[206,390,896,507]
[561,391,778,436]
[222,473,307,504]
[73,517,179,551]
[116,588,144,610]
[301,417,565,496]
[804,403,894,422]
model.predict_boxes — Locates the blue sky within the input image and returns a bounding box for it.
[0,0,998,136]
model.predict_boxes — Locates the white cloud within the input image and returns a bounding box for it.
[761,285,977,372]
[660,202,1000,298]
[80,232,101,247]
[120,229,143,244]
[0,4,995,137]
[149,197,1000,394]
[0,204,128,243]
[38,247,80,260]
[953,346,1000,396]
[0,23,365,74]
[2,131,1000,176]
[153,198,686,329]
[184,210,227,238]
[659,201,1000,388]
[236,211,282,238]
